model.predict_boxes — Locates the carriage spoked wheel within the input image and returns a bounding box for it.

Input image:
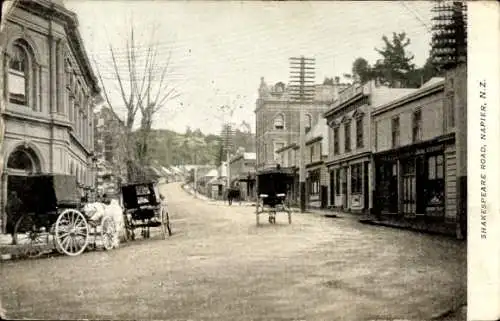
[101,216,116,251]
[54,209,89,256]
[13,214,47,258]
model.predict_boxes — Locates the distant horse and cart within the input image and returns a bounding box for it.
[255,166,294,226]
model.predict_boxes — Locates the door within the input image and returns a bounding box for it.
[402,158,416,216]
[363,162,369,211]
[6,175,29,234]
[415,156,426,214]
[376,161,398,213]
[342,167,348,208]
[329,170,335,207]
[321,185,328,208]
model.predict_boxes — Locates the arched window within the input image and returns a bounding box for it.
[7,150,33,172]
[274,114,284,130]
[305,114,312,133]
[8,43,29,105]
[7,147,41,174]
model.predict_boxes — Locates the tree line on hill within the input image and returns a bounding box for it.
[142,121,255,168]
[323,32,441,89]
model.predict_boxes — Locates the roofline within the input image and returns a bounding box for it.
[276,143,297,153]
[323,91,365,119]
[18,0,101,96]
[372,80,445,116]
[306,136,323,146]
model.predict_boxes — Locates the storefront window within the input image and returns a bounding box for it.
[351,163,362,194]
[309,170,320,195]
[426,154,445,217]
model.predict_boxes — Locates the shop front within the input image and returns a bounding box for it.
[373,135,454,220]
[327,153,371,213]
[237,173,256,201]
[306,166,321,208]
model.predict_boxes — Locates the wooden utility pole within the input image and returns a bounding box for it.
[431,1,467,239]
[289,57,315,213]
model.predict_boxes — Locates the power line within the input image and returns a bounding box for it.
[399,1,432,34]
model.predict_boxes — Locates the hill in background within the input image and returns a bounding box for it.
[144,124,255,167]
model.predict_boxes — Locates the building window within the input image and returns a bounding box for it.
[344,121,351,152]
[335,168,341,195]
[274,114,284,130]
[428,154,444,180]
[350,163,362,194]
[412,109,422,142]
[333,127,339,155]
[305,114,312,133]
[309,145,314,163]
[391,117,400,148]
[356,116,364,148]
[309,170,320,195]
[426,154,445,216]
[9,44,29,105]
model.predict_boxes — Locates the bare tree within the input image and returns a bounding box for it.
[93,24,179,182]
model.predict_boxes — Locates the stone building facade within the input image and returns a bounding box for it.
[255,77,347,171]
[0,0,100,233]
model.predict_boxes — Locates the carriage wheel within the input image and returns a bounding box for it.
[13,214,46,258]
[101,216,116,251]
[54,209,89,256]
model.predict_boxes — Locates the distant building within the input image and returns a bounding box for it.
[255,77,348,171]
[304,117,329,209]
[229,152,256,201]
[93,106,127,195]
[0,0,101,233]
[324,81,415,213]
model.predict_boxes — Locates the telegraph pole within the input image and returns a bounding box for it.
[289,56,315,213]
[221,121,234,189]
[431,1,467,240]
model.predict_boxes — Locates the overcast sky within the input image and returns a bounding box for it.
[65,0,434,135]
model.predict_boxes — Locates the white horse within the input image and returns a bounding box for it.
[82,200,125,248]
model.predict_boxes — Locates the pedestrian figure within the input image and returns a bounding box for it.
[6,191,23,245]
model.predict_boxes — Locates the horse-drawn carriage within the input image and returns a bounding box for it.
[121,181,171,241]
[255,166,294,225]
[13,174,117,258]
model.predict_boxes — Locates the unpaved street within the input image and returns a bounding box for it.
[0,183,465,320]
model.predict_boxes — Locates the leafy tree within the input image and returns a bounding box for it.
[351,57,373,84]
[346,31,440,88]
[323,77,334,85]
[372,32,416,87]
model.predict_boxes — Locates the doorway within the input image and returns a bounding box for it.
[363,162,369,211]
[3,145,42,233]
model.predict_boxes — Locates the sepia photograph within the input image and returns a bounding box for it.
[0,0,480,320]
